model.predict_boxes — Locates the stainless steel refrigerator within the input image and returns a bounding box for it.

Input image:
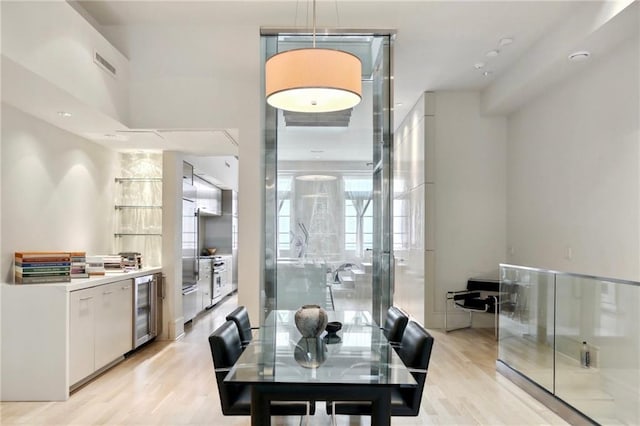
[182,183,198,288]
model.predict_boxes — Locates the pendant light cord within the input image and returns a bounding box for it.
[312,0,316,48]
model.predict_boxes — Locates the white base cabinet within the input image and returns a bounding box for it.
[95,280,133,371]
[69,288,96,385]
[1,268,161,401]
[69,279,133,386]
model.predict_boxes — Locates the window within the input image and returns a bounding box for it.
[277,177,292,252]
[344,177,373,252]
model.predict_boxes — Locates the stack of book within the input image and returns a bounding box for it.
[119,252,142,271]
[103,255,123,273]
[14,252,71,284]
[86,256,106,276]
[70,252,89,279]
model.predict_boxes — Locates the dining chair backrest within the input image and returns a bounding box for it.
[395,321,434,414]
[225,306,253,346]
[383,306,409,344]
[208,320,245,414]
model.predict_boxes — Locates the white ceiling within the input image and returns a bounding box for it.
[4,1,635,159]
[77,0,581,119]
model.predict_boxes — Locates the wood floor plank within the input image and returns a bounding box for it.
[1,295,567,425]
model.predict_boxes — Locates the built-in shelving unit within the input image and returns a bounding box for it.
[114,173,162,267]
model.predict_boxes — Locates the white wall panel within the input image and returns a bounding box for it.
[1,1,130,124]
[394,91,507,328]
[507,37,640,281]
[0,105,117,283]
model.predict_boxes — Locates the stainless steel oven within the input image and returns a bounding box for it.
[212,257,226,303]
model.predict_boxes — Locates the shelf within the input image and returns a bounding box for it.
[114,233,162,237]
[115,205,163,209]
[115,177,162,182]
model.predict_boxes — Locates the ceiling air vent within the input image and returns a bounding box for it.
[94,51,117,77]
[284,109,352,127]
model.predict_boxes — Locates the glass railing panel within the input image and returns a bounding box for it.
[554,274,640,425]
[498,265,556,393]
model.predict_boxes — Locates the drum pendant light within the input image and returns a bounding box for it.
[265,0,362,113]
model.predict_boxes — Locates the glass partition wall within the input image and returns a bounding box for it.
[262,31,394,325]
[498,264,640,425]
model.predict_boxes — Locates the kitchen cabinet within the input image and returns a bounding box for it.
[69,288,95,385]
[194,175,221,215]
[198,258,213,310]
[69,279,133,386]
[95,280,133,369]
[218,254,234,298]
[2,267,161,401]
[225,256,233,293]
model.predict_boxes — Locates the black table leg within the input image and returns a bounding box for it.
[371,388,392,426]
[251,385,271,426]
[250,384,392,426]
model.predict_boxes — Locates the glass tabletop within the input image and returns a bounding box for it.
[224,310,417,386]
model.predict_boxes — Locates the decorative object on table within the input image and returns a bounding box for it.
[201,247,217,256]
[294,337,327,368]
[14,252,71,284]
[294,304,328,337]
[324,321,342,344]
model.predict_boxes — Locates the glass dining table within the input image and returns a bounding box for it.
[224,310,417,426]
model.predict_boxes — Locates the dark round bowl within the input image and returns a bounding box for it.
[325,321,342,334]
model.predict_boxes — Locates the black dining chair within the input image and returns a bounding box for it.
[225,306,258,348]
[382,306,409,345]
[208,320,315,421]
[327,321,434,422]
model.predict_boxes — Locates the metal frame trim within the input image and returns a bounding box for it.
[500,263,640,287]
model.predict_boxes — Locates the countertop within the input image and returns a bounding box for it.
[199,254,232,259]
[2,267,162,292]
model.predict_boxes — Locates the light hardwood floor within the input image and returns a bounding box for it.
[1,295,568,425]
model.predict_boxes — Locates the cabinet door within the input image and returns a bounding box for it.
[226,257,233,287]
[69,287,96,385]
[94,280,133,370]
[199,279,211,310]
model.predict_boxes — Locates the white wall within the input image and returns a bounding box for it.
[507,36,640,281]
[105,23,262,320]
[183,155,239,191]
[394,91,507,328]
[0,104,117,282]
[1,1,130,124]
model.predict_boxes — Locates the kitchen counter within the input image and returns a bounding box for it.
[1,267,163,401]
[1,267,162,291]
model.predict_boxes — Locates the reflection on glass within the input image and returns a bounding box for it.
[498,266,555,393]
[499,265,640,425]
[294,337,327,368]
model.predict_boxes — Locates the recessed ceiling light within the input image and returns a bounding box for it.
[568,51,590,61]
[485,50,500,58]
[395,102,403,107]
[57,111,72,118]
[310,150,324,153]
[483,71,493,77]
[474,62,485,70]
[499,37,514,47]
